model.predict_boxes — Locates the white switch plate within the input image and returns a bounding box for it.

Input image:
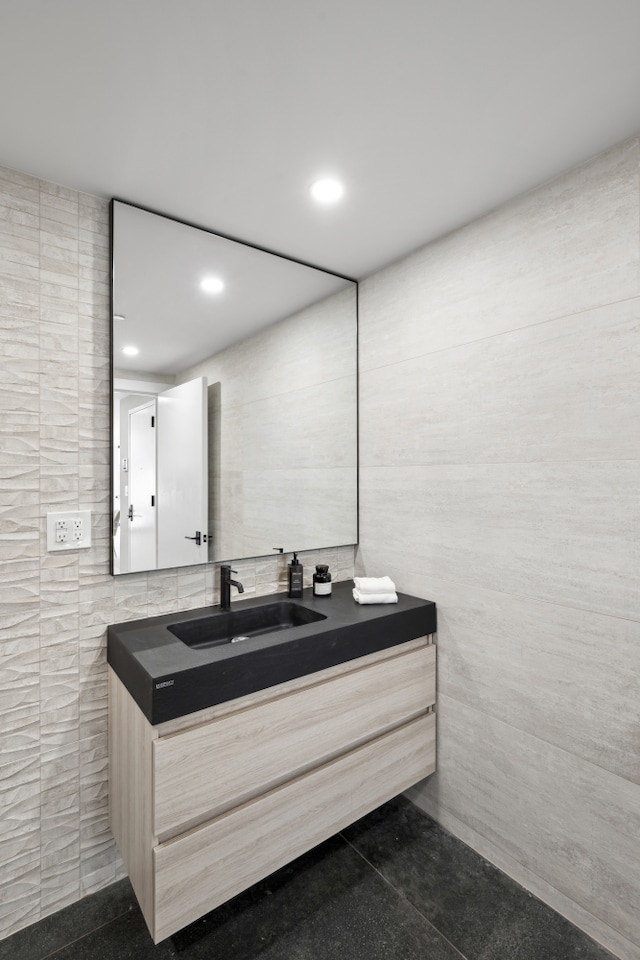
[46,511,92,551]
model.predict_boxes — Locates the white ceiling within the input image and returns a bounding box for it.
[1,0,640,279]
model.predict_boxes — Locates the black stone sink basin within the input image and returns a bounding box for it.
[167,601,327,649]
[107,582,437,724]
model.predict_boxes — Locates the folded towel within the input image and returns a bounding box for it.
[353,576,397,595]
[353,588,398,605]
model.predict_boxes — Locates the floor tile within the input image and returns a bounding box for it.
[343,796,616,960]
[170,834,460,960]
[39,908,176,960]
[0,799,622,960]
[0,878,137,960]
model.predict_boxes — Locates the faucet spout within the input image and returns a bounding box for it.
[220,565,244,611]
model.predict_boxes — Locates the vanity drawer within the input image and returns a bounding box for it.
[153,643,435,839]
[154,712,435,941]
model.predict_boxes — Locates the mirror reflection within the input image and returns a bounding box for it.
[111,201,358,575]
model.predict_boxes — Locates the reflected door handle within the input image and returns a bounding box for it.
[185,531,204,546]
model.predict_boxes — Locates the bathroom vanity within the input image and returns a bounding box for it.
[108,582,436,942]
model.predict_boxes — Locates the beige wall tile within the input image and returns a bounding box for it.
[360,459,639,619]
[358,135,640,960]
[361,297,640,467]
[359,137,640,372]
[384,568,640,784]
[411,695,640,949]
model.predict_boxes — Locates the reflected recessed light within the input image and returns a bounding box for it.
[200,275,224,294]
[310,178,344,204]
[122,345,139,357]
[113,314,126,322]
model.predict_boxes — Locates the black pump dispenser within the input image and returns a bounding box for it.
[288,552,303,598]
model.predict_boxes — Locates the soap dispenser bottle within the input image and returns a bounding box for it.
[288,552,303,598]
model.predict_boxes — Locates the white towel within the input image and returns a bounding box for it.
[353,588,398,605]
[353,576,397,595]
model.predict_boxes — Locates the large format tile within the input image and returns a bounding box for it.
[359,459,639,620]
[360,297,640,467]
[411,697,640,951]
[344,797,617,960]
[361,566,640,785]
[170,834,460,960]
[359,136,640,371]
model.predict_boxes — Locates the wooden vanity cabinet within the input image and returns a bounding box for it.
[109,635,436,942]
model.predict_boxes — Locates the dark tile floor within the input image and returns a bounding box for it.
[1,797,616,960]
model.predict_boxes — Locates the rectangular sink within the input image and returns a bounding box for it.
[167,601,327,650]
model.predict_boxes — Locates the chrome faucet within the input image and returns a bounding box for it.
[220,564,244,611]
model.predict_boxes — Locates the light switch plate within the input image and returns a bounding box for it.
[46,510,92,551]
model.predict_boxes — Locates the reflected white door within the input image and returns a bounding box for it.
[128,400,157,572]
[157,377,208,569]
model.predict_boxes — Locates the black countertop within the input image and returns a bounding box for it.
[107,580,436,724]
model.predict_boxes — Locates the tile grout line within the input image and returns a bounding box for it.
[32,905,139,960]
[339,832,472,960]
[358,291,640,376]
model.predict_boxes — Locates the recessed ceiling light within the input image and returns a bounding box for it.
[200,275,224,294]
[310,178,344,204]
[122,345,139,357]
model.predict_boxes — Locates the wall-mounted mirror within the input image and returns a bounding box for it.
[111,200,358,575]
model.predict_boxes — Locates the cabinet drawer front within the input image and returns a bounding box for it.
[154,713,435,941]
[154,643,434,839]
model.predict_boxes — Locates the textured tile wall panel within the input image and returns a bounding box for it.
[0,164,355,941]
